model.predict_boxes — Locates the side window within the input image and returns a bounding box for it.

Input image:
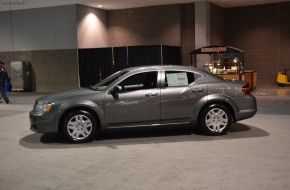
[118,71,158,92]
[165,71,195,87]
[194,73,202,82]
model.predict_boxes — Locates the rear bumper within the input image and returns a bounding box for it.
[235,109,257,121]
[235,95,257,121]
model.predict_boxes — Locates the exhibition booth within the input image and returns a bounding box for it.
[190,46,257,89]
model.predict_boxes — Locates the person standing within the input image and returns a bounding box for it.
[0,61,9,104]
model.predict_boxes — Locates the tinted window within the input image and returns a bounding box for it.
[165,71,195,87]
[118,72,158,92]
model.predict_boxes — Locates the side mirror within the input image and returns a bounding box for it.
[111,85,122,95]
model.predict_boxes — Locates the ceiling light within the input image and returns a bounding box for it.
[97,5,103,8]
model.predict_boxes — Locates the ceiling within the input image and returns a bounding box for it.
[1,0,290,11]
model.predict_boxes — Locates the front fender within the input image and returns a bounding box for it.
[58,98,106,130]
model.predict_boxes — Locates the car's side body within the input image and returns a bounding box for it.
[30,65,257,142]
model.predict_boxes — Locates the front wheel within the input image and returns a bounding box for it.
[63,110,97,143]
[199,104,232,135]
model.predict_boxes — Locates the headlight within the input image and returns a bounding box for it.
[34,101,53,113]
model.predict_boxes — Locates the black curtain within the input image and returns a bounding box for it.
[113,47,128,71]
[78,49,98,87]
[78,45,181,87]
[128,46,162,67]
[78,48,112,87]
[99,48,114,80]
[162,45,181,65]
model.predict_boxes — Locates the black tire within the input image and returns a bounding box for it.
[199,104,232,135]
[62,110,97,143]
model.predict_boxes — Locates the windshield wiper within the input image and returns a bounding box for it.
[90,85,106,91]
[85,86,97,90]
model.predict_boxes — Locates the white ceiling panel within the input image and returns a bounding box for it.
[1,0,289,11]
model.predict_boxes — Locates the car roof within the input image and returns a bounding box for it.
[122,65,225,82]
[124,65,202,72]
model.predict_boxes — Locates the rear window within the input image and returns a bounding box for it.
[165,71,196,87]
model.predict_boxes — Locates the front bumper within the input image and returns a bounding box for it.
[29,111,59,133]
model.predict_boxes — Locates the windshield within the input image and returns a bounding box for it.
[89,70,129,91]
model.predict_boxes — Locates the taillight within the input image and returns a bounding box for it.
[242,84,251,95]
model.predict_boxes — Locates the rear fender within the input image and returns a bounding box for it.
[191,94,238,123]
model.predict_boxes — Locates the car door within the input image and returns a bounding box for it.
[104,71,161,127]
[160,70,207,123]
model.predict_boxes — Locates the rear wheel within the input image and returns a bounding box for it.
[62,110,97,143]
[199,104,232,135]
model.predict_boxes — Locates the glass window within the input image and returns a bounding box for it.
[90,70,129,90]
[165,71,195,87]
[118,71,158,92]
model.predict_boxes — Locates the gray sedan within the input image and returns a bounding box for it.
[30,65,257,143]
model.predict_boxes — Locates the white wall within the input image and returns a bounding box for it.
[0,11,13,52]
[0,5,77,52]
[77,5,108,48]
[1,4,109,51]
[195,1,211,68]
[53,5,78,49]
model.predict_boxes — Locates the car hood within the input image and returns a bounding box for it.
[36,88,100,102]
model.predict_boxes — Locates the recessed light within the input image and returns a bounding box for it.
[97,5,103,8]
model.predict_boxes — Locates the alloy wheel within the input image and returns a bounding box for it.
[67,114,93,140]
[205,108,228,133]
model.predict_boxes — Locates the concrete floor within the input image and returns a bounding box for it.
[0,87,290,190]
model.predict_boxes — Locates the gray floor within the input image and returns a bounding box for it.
[0,87,290,190]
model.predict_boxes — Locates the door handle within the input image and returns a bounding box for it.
[151,93,158,96]
[192,88,204,92]
[145,93,158,97]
